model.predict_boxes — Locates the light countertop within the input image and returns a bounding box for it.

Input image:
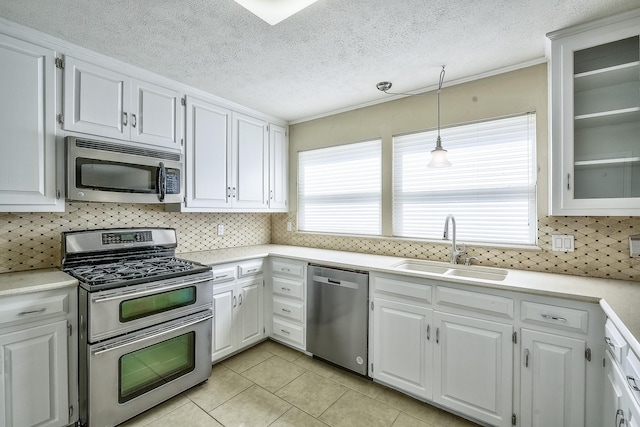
[0,268,78,297]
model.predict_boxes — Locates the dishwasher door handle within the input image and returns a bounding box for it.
[312,275,359,290]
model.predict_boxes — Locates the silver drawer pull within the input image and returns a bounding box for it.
[628,376,640,391]
[605,336,617,348]
[214,274,230,279]
[281,268,291,272]
[281,287,291,291]
[541,314,567,322]
[280,329,290,334]
[18,307,46,316]
[247,268,258,273]
[281,308,291,313]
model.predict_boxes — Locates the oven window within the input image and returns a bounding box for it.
[120,287,197,322]
[119,332,195,403]
[77,158,158,193]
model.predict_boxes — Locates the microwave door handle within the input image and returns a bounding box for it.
[158,162,166,202]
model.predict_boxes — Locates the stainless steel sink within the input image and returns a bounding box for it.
[391,259,508,282]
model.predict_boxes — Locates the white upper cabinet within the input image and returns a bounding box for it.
[548,10,640,215]
[63,56,182,151]
[269,124,288,211]
[0,33,62,212]
[184,96,232,209]
[232,112,269,209]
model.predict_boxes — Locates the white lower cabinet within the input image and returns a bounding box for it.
[268,258,307,350]
[519,329,586,427]
[0,285,77,427]
[373,298,433,399]
[0,321,68,427]
[211,260,264,362]
[434,312,513,427]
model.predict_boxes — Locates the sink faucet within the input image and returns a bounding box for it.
[443,214,465,264]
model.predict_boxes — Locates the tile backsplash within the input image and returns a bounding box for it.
[2,204,639,282]
[0,203,270,273]
[271,213,640,282]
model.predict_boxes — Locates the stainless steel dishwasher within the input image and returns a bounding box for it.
[306,264,369,375]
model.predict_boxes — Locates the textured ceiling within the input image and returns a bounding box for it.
[0,0,637,122]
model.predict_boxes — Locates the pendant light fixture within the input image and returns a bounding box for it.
[376,66,452,168]
[427,66,451,168]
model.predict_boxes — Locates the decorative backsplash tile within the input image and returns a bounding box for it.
[2,203,639,282]
[271,213,640,282]
[0,203,271,273]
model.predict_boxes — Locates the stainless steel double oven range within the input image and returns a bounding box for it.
[62,228,213,427]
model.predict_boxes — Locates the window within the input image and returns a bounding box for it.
[393,113,537,245]
[298,139,381,235]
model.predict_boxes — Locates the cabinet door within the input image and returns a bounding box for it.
[232,113,268,209]
[549,16,640,215]
[130,79,181,149]
[520,328,586,427]
[63,56,130,140]
[185,96,232,208]
[372,298,432,399]
[0,320,68,427]
[434,311,513,427]
[211,282,236,362]
[237,277,264,348]
[0,34,61,211]
[603,351,625,427]
[269,124,288,210]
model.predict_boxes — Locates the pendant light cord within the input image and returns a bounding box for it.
[436,66,446,147]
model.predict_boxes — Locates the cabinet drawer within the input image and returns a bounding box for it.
[272,259,305,279]
[273,277,303,299]
[238,259,264,277]
[626,350,640,407]
[605,318,628,365]
[272,318,304,347]
[436,286,514,319]
[373,275,431,303]
[0,292,70,327]
[520,301,588,334]
[211,265,237,284]
[273,297,304,323]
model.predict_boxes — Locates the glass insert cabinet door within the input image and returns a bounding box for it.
[548,10,640,215]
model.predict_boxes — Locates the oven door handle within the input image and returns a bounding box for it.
[92,277,212,303]
[91,313,213,356]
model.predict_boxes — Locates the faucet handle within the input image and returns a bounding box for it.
[463,256,478,266]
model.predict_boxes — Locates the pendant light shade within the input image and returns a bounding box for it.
[427,136,451,168]
[428,66,451,168]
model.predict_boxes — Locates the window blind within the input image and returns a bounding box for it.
[393,113,537,245]
[298,139,382,235]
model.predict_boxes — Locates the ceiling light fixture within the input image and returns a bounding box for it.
[234,0,319,25]
[376,66,452,168]
[427,66,451,168]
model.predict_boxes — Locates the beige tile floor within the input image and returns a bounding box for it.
[120,340,481,427]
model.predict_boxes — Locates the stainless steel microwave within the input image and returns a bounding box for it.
[66,136,183,204]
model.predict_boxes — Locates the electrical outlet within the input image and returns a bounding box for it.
[551,234,574,252]
[286,221,292,232]
[217,224,224,236]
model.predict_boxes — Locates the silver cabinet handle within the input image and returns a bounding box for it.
[436,327,439,344]
[18,307,46,316]
[617,409,626,427]
[281,268,290,272]
[281,287,291,292]
[426,324,430,341]
[281,308,291,313]
[132,113,137,128]
[232,187,236,198]
[280,329,290,335]
[123,112,128,126]
[233,296,237,308]
[541,314,567,322]
[238,294,243,306]
[525,348,530,368]
[214,274,231,280]
[270,190,274,200]
[628,376,640,391]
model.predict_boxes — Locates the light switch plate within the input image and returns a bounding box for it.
[286,221,292,232]
[217,224,224,236]
[552,234,574,252]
